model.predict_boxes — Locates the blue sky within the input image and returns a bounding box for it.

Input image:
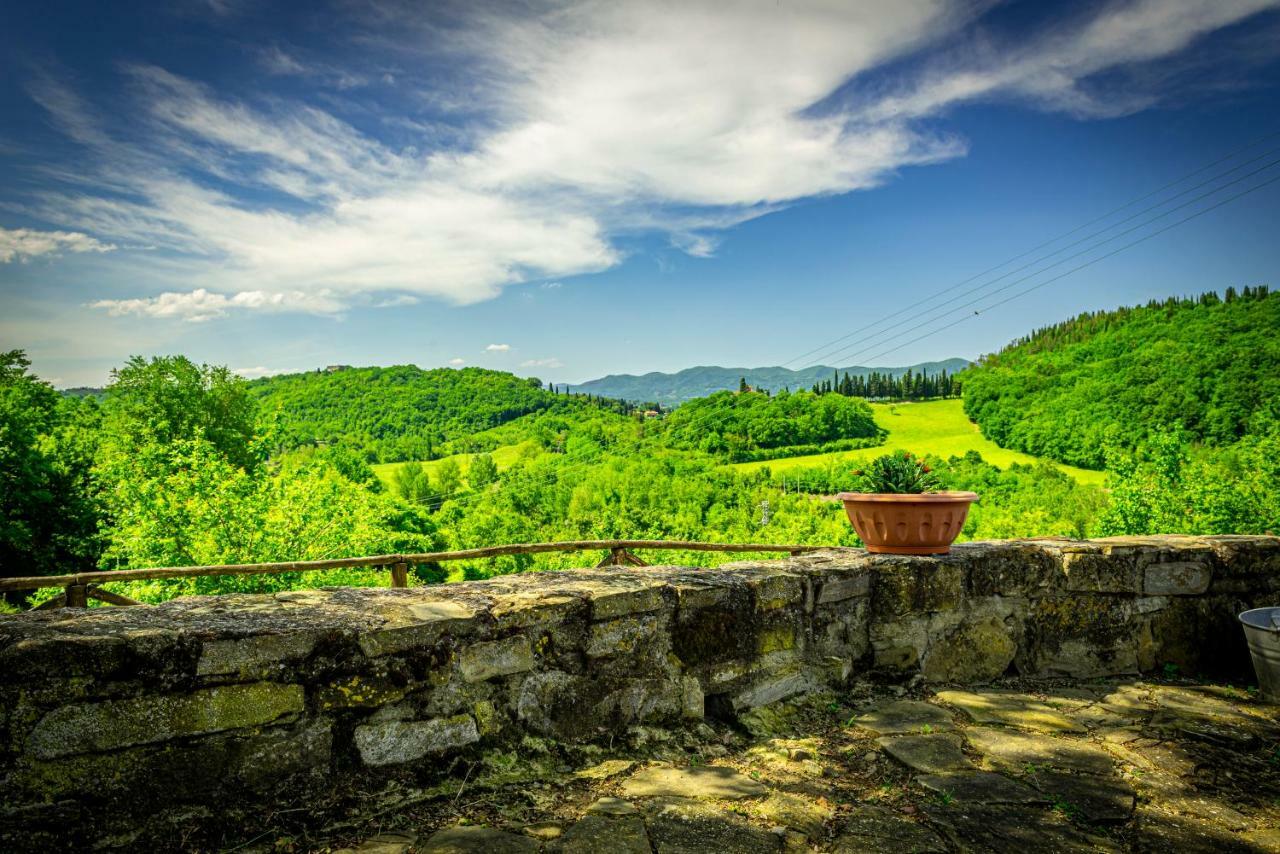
[2,0,1279,387]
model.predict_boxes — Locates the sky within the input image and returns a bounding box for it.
[2,0,1279,388]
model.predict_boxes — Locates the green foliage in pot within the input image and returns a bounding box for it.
[851,451,943,494]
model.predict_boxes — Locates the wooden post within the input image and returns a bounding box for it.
[64,583,88,608]
[390,562,409,588]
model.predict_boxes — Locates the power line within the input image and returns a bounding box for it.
[783,128,1280,370]
[844,170,1280,369]
[793,143,1280,370]
[813,155,1280,369]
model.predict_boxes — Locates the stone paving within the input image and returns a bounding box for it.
[313,680,1280,853]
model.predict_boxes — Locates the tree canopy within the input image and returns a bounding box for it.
[961,287,1279,468]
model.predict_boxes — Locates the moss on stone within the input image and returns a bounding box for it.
[26,683,304,759]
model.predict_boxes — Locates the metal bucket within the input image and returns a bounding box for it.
[1239,608,1280,702]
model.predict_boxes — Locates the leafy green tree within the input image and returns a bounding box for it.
[435,457,463,501]
[1098,423,1280,536]
[468,453,499,489]
[391,461,433,504]
[97,437,440,592]
[101,355,258,470]
[0,351,101,597]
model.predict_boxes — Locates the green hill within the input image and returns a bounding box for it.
[567,359,970,406]
[961,287,1279,469]
[249,365,640,462]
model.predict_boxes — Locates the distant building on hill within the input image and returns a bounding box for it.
[324,365,352,373]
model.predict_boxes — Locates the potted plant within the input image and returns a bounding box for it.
[837,451,978,555]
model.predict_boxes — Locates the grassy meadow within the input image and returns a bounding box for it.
[730,399,1107,486]
[371,439,539,488]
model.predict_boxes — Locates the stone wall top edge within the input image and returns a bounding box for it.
[1,536,1275,641]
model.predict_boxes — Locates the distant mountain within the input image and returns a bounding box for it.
[565,359,971,406]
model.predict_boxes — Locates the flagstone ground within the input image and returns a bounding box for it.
[316,678,1280,853]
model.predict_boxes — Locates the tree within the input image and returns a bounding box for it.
[101,356,258,470]
[435,458,463,502]
[739,377,749,393]
[1,351,101,599]
[468,453,499,489]
[391,461,433,504]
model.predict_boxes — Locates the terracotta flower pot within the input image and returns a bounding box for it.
[835,491,979,555]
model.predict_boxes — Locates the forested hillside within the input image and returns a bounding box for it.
[662,389,882,461]
[249,365,647,462]
[962,287,1279,469]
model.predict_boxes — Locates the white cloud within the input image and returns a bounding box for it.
[23,0,1280,320]
[862,0,1280,121]
[448,357,466,366]
[258,46,309,76]
[521,357,564,369]
[90,288,344,322]
[0,226,116,263]
[233,366,294,379]
[485,343,511,352]
[540,281,562,290]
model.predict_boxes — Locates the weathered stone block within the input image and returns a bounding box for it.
[197,632,319,677]
[673,606,753,665]
[966,543,1062,597]
[816,573,871,604]
[587,581,665,620]
[587,616,658,658]
[870,560,963,617]
[752,574,802,611]
[490,593,579,630]
[11,720,331,803]
[1061,551,1140,594]
[870,615,927,671]
[1143,561,1212,595]
[731,667,810,711]
[354,714,479,766]
[458,636,536,682]
[317,673,408,709]
[680,675,704,719]
[921,616,1016,683]
[756,624,797,655]
[515,670,582,736]
[26,683,304,759]
[359,601,478,657]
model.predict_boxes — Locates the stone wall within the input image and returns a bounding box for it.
[1,535,1277,848]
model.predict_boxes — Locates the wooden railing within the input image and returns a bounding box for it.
[0,539,820,610]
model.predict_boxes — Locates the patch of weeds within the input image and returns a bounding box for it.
[749,770,762,781]
[920,724,934,735]
[688,754,705,767]
[1162,663,1180,680]
[936,790,954,807]
[1052,798,1081,821]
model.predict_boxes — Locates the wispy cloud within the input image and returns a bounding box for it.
[448,357,465,366]
[0,226,116,263]
[91,288,344,322]
[520,357,564,369]
[484,343,510,352]
[13,0,1278,321]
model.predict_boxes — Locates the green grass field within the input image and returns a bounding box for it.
[372,440,539,489]
[730,399,1107,486]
